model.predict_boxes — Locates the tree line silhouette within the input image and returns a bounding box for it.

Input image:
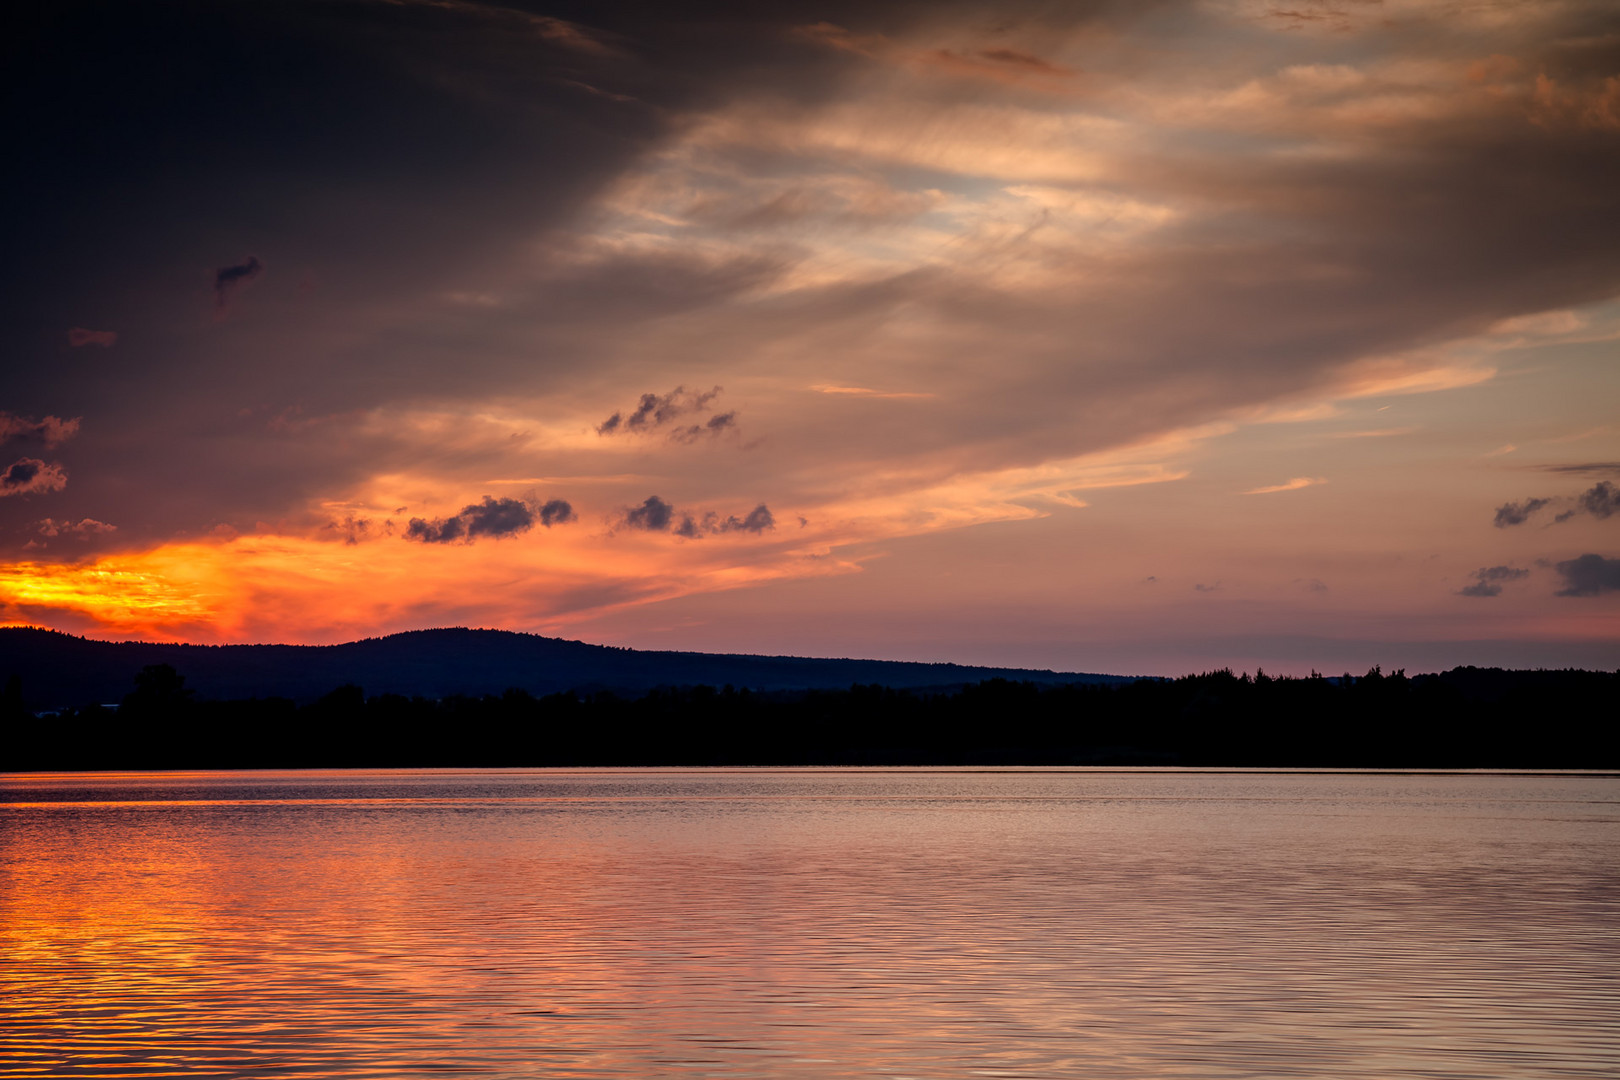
[4,662,1615,770]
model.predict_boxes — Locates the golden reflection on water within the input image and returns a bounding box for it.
[3,769,1619,1079]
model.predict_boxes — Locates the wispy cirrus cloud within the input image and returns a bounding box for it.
[1244,477,1326,495]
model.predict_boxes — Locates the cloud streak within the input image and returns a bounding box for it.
[1244,477,1326,495]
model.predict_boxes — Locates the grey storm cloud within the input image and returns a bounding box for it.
[1553,554,1620,597]
[405,496,573,545]
[1458,565,1530,598]
[213,255,264,311]
[623,496,775,538]
[1,458,67,498]
[0,413,79,449]
[598,387,732,440]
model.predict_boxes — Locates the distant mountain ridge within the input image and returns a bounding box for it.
[0,627,1132,707]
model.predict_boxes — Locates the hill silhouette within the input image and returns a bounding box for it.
[0,626,1130,708]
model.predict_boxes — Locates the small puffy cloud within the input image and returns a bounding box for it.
[670,411,737,444]
[538,499,575,527]
[598,386,733,441]
[1500,482,1620,526]
[67,328,117,347]
[623,494,676,531]
[0,413,80,448]
[405,514,466,544]
[716,504,774,534]
[214,255,264,311]
[36,517,116,538]
[1554,554,1620,597]
[405,495,571,545]
[1,458,67,497]
[1576,481,1620,520]
[462,495,535,539]
[621,496,775,538]
[1494,496,1550,527]
[1458,565,1529,598]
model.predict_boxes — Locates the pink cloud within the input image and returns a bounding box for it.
[1,458,68,497]
[0,413,80,449]
[1244,477,1327,495]
[36,518,117,538]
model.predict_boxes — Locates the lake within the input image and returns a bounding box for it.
[3,769,1617,1078]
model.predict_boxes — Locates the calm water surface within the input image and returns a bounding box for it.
[2,769,1617,1079]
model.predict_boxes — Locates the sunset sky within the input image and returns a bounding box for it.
[4,0,1618,674]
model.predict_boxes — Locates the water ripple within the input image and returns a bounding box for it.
[3,770,1617,1078]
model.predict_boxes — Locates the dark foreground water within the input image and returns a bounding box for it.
[2,769,1617,1079]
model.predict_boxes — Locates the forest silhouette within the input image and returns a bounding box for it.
[4,660,1615,770]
